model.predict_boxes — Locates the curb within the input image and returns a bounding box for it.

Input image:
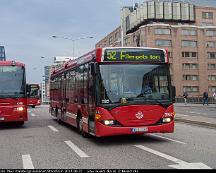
[174,105,216,108]
[174,104,216,108]
[175,117,216,129]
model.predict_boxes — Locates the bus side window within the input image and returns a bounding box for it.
[84,63,88,104]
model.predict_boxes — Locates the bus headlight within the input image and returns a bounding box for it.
[103,120,115,126]
[16,107,24,111]
[162,117,172,123]
[101,120,121,126]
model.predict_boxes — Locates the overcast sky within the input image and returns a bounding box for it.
[0,0,216,84]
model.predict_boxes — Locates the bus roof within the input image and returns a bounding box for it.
[51,49,96,76]
[0,60,25,67]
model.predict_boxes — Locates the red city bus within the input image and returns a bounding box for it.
[50,47,176,137]
[27,84,41,108]
[0,61,28,125]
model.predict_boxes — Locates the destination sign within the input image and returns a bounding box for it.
[104,48,166,63]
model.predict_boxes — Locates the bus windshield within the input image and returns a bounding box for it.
[0,66,25,98]
[29,85,40,98]
[99,64,171,105]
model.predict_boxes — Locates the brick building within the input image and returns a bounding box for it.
[95,0,216,99]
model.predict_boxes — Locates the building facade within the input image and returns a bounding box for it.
[53,56,76,69]
[95,0,216,99]
[0,46,6,61]
[43,66,52,104]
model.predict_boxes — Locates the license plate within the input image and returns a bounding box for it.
[0,117,5,121]
[131,127,148,133]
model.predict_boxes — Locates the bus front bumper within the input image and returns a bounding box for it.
[95,121,174,137]
[0,111,28,122]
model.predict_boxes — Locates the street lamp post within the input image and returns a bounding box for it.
[52,35,94,57]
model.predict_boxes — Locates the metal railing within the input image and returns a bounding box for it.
[175,96,216,104]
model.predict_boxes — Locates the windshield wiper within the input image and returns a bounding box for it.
[152,99,172,108]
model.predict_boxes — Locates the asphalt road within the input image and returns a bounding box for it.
[0,106,216,169]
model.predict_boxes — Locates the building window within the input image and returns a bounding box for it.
[182,52,197,58]
[208,75,216,81]
[182,63,198,69]
[209,86,216,92]
[202,12,213,19]
[155,28,171,35]
[183,86,199,93]
[208,52,216,59]
[109,37,113,45]
[168,51,172,58]
[183,75,199,81]
[208,64,216,70]
[207,41,216,48]
[182,40,197,47]
[201,22,214,26]
[206,30,216,36]
[124,37,130,46]
[182,29,197,36]
[115,32,120,41]
[155,40,172,46]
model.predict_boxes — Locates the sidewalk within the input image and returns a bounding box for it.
[174,103,216,128]
[174,103,216,108]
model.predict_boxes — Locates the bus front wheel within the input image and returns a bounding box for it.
[17,121,24,126]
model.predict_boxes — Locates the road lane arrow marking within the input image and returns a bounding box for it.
[169,162,212,169]
[134,145,212,169]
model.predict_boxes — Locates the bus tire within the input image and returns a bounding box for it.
[77,116,90,138]
[32,105,35,108]
[17,121,24,126]
[56,108,61,123]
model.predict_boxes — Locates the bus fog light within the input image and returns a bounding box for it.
[17,107,24,111]
[163,117,171,123]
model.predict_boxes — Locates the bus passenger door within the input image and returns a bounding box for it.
[87,63,96,134]
[62,73,69,121]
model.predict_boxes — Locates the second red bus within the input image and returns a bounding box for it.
[27,84,41,108]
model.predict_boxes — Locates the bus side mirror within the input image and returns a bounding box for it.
[90,62,98,76]
[171,86,176,102]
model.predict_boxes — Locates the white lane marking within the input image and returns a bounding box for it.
[149,134,187,145]
[28,110,31,113]
[64,140,89,158]
[190,112,202,115]
[134,145,212,169]
[22,154,34,169]
[48,125,59,132]
[175,114,188,117]
[31,113,36,117]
